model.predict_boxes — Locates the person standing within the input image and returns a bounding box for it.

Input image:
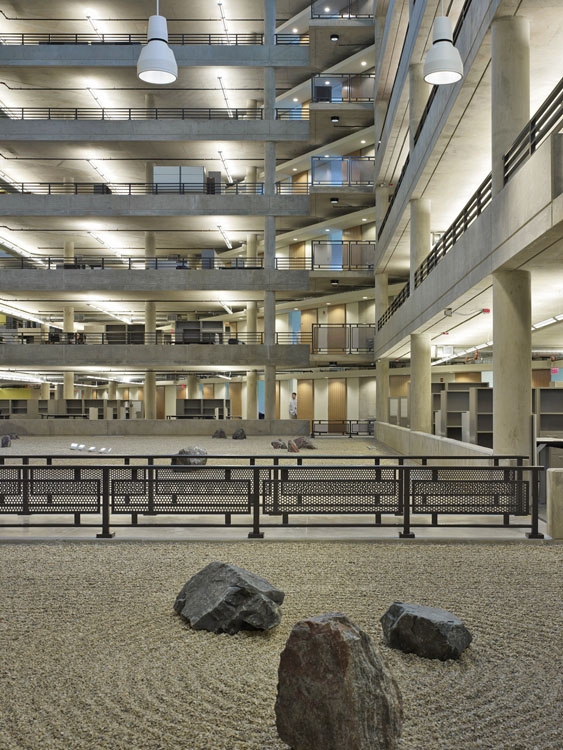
[289,392,298,419]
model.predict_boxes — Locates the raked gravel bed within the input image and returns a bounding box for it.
[0,541,561,750]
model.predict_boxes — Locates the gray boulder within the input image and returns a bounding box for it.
[1,435,11,448]
[293,436,316,449]
[271,439,288,449]
[275,613,403,750]
[174,561,284,635]
[212,429,227,439]
[287,439,299,452]
[381,602,472,661]
[9,434,19,440]
[232,427,246,440]
[171,446,208,469]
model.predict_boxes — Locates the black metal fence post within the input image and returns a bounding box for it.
[248,466,264,538]
[146,457,156,515]
[96,467,115,538]
[527,467,544,539]
[399,466,415,538]
[21,459,30,515]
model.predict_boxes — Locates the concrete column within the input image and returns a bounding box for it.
[264,140,276,196]
[107,381,117,399]
[246,233,258,261]
[264,67,276,121]
[264,0,276,48]
[263,291,276,345]
[245,98,257,120]
[409,62,430,151]
[145,301,156,343]
[264,216,276,270]
[246,369,258,419]
[376,358,389,423]
[409,198,431,291]
[492,270,532,458]
[410,333,432,433]
[375,185,390,238]
[245,165,258,194]
[375,271,388,325]
[491,17,530,196]
[187,374,199,399]
[145,160,154,184]
[144,371,157,419]
[56,384,63,399]
[63,372,74,400]
[145,231,156,269]
[64,240,74,263]
[547,470,563,540]
[40,382,50,400]
[246,300,258,333]
[264,364,276,419]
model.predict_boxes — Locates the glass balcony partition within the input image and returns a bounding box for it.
[311,74,375,103]
[311,156,375,186]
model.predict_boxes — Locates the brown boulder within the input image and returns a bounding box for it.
[275,613,403,750]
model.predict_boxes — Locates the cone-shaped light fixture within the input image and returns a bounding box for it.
[423,16,463,85]
[137,8,177,85]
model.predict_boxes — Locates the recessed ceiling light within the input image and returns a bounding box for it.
[360,139,366,144]
[293,237,298,241]
[292,27,298,33]
[362,218,367,222]
[292,97,299,102]
[326,302,332,306]
[362,296,368,299]
[325,81,330,85]
[324,7,331,12]
[330,34,339,42]
[293,307,299,311]
[324,229,331,233]
[292,167,298,172]
[361,61,367,67]
[323,154,330,157]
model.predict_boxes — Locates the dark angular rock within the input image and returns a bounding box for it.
[174,561,284,635]
[232,428,246,440]
[381,602,472,661]
[9,434,19,440]
[271,439,288,449]
[171,446,207,469]
[293,436,316,450]
[212,429,227,439]
[1,435,11,448]
[275,613,403,750]
[287,439,299,453]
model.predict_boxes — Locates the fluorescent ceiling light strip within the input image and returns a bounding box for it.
[0,234,47,267]
[88,231,124,259]
[217,77,234,117]
[217,150,234,183]
[220,302,233,314]
[217,225,233,249]
[0,300,62,329]
[0,371,45,383]
[217,3,232,45]
[87,303,132,325]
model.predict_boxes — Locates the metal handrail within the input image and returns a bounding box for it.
[0,182,265,195]
[0,32,309,46]
[503,75,563,184]
[377,154,409,237]
[414,173,492,287]
[0,107,263,121]
[0,256,266,270]
[377,281,410,330]
[275,182,310,194]
[311,1,374,19]
[0,32,265,45]
[275,108,310,121]
[0,332,266,345]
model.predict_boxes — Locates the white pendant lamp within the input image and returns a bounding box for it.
[137,1,178,84]
[423,3,463,85]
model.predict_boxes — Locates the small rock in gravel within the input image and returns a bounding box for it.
[171,447,208,469]
[174,561,284,635]
[380,602,472,660]
[271,439,287,449]
[232,428,246,440]
[1,436,11,448]
[212,429,227,439]
[9,434,19,440]
[275,612,403,750]
[293,436,316,449]
[287,439,299,453]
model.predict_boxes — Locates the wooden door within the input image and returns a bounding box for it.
[301,308,317,350]
[229,382,242,418]
[203,383,214,399]
[276,381,280,419]
[156,386,165,420]
[328,378,347,434]
[297,379,314,430]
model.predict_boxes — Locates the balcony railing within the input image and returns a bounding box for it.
[377,282,409,330]
[275,182,310,194]
[0,332,266,345]
[311,156,375,186]
[276,241,375,272]
[0,107,264,121]
[504,75,563,184]
[313,324,375,354]
[0,256,265,271]
[377,154,409,238]
[414,174,492,288]
[311,0,374,18]
[275,108,310,120]
[311,73,375,103]
[0,182,265,195]
[0,32,308,46]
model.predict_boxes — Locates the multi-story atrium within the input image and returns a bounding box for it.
[0,1,562,748]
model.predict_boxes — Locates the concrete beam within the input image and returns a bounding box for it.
[0,194,310,218]
[0,344,311,369]
[0,120,309,143]
[0,45,309,68]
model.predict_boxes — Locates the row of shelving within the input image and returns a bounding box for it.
[388,385,563,448]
